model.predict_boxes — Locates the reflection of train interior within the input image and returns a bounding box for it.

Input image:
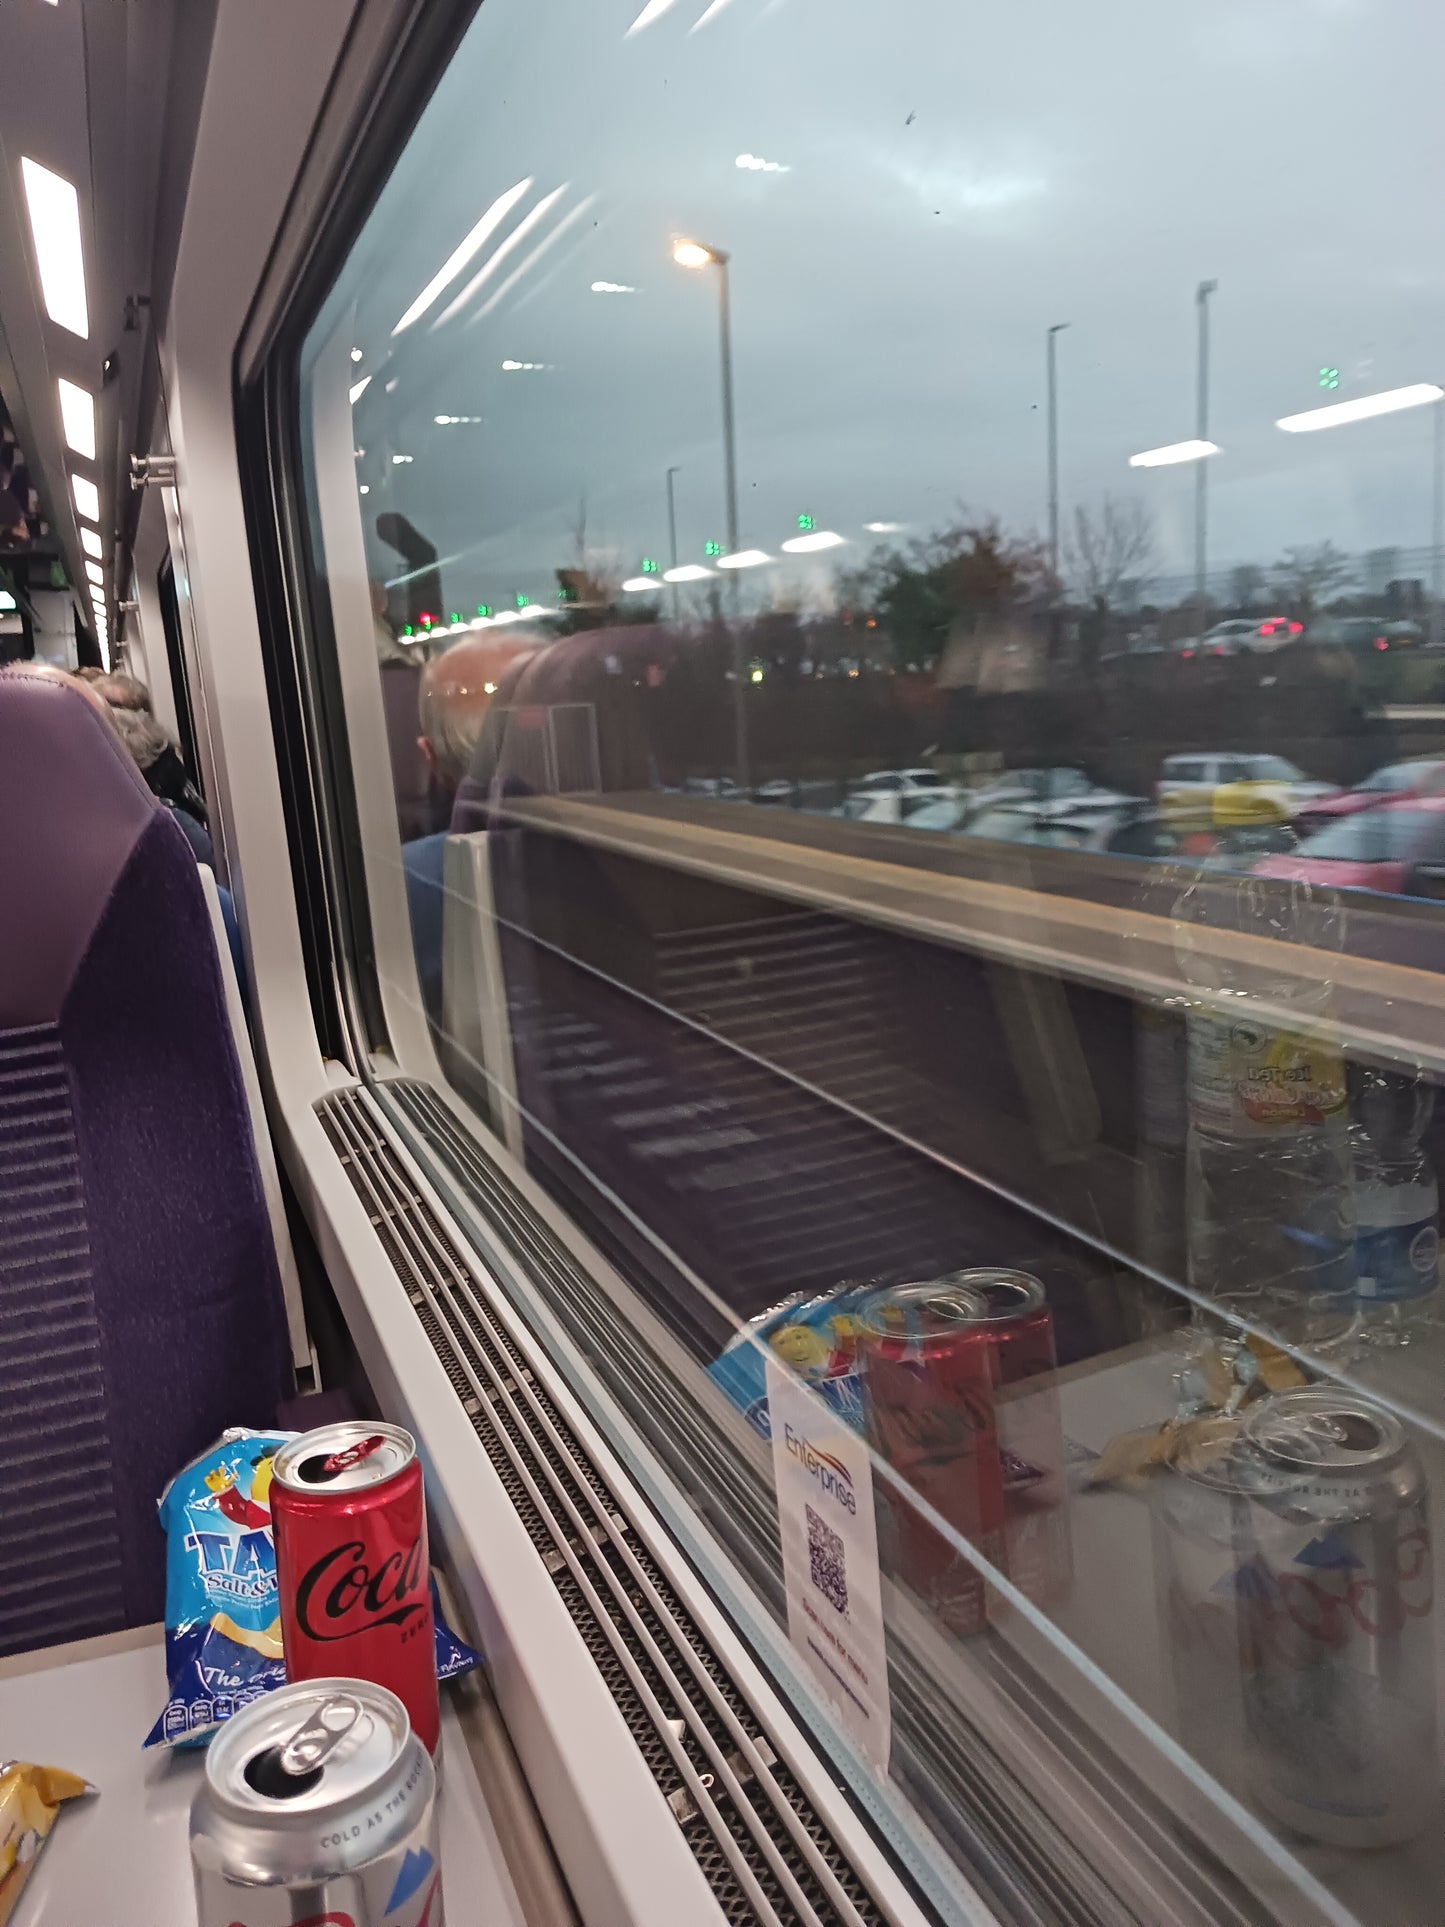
[6,3,1445,1925]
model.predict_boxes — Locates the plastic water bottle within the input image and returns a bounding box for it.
[1351,1066,1439,1345]
[1171,872,1356,1340]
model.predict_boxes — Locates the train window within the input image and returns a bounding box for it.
[294,1,1445,1919]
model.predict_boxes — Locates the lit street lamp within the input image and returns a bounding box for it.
[674,235,748,788]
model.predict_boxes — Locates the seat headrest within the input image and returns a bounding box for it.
[0,666,160,1028]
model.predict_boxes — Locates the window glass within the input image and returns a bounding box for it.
[296,1,1445,1919]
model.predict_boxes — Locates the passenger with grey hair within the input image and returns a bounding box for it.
[106,695,210,833]
[95,670,151,711]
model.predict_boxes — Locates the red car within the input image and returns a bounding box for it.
[1294,758,1445,837]
[1252,795,1445,897]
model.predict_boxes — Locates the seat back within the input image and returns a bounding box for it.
[0,667,291,1655]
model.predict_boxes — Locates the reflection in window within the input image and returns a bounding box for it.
[298,0,1445,1919]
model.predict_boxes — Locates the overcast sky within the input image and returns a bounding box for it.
[308,0,1445,615]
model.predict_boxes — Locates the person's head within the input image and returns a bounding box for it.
[109,704,170,774]
[73,665,107,684]
[417,636,530,791]
[96,671,151,712]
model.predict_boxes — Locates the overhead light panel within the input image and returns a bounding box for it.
[84,559,103,587]
[1276,383,1444,432]
[72,474,99,521]
[57,378,95,458]
[20,157,88,338]
[864,521,904,533]
[717,549,771,569]
[664,563,713,582]
[621,576,661,592]
[349,376,371,404]
[781,530,846,553]
[1129,438,1219,468]
[80,526,101,559]
[392,176,534,335]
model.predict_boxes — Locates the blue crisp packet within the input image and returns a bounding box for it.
[707,1286,875,1440]
[145,1429,290,1749]
[145,1430,483,1749]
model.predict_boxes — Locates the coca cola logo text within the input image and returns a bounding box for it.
[295,1535,427,1641]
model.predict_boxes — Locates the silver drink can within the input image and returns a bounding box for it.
[191,1677,443,1925]
[1150,1416,1258,1790]
[1237,1388,1436,1847]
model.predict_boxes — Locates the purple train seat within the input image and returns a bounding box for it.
[0,666,292,1655]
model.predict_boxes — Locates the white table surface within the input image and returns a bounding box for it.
[2,1625,532,1927]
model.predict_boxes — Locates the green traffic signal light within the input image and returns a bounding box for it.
[641,558,659,574]
[1319,366,1340,391]
[705,541,722,557]
[797,513,815,531]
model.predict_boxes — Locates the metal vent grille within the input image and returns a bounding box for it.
[318,1086,890,1927]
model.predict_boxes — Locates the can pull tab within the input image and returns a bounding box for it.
[278,1695,363,1777]
[322,1433,387,1478]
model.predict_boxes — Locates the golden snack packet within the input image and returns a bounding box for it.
[0,1761,94,1926]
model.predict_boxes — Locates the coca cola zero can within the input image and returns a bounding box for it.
[190,1676,443,1925]
[1237,1388,1436,1847]
[858,1278,1003,1637]
[272,1422,439,1754]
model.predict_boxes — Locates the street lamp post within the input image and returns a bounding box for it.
[665,464,681,621]
[1433,400,1444,649]
[1046,322,1069,582]
[1195,279,1218,605]
[674,237,748,790]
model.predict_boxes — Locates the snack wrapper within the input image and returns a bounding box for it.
[146,1429,483,1749]
[0,1761,94,1925]
[707,1285,875,1439]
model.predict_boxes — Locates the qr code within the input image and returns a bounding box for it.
[807,1503,848,1615]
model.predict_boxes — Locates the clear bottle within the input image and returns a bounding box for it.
[1351,1066,1440,1345]
[1172,871,1356,1339]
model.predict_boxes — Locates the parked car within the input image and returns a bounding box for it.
[833,789,957,825]
[960,767,1096,814]
[958,792,1142,847]
[1179,616,1302,658]
[1252,797,1445,897]
[1092,809,1300,871]
[1305,615,1416,652]
[857,767,951,795]
[1293,758,1445,837]
[1156,753,1337,823]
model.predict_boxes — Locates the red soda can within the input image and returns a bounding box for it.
[857,1278,1004,1637]
[948,1270,1072,1607]
[271,1422,439,1753]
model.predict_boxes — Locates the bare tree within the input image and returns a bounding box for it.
[1066,496,1155,609]
[1269,540,1353,618]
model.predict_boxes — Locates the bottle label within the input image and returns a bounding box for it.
[1357,1216,1440,1302]
[1187,1011,1346,1139]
